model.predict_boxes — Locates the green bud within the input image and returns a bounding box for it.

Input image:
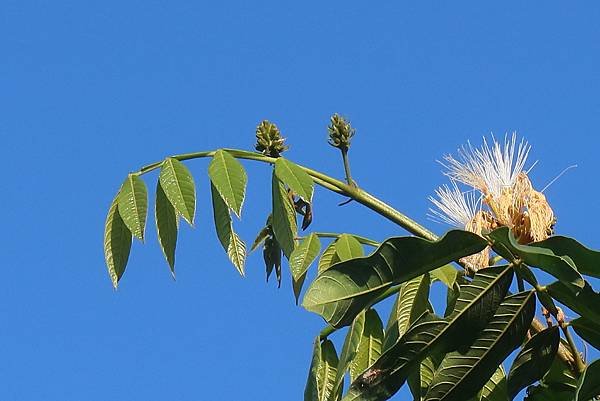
[255,120,288,158]
[328,114,355,150]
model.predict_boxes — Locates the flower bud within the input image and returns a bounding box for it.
[328,114,355,150]
[255,120,288,157]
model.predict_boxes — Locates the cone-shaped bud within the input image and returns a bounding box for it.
[327,114,355,150]
[255,120,288,157]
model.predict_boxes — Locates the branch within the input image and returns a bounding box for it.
[138,148,437,240]
[136,147,578,371]
[309,232,380,247]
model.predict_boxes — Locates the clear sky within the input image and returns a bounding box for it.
[2,2,600,400]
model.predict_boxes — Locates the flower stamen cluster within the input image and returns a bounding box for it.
[430,133,555,272]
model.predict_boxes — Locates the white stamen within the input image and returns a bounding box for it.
[440,133,530,197]
[428,183,480,227]
[541,164,578,193]
[526,160,539,174]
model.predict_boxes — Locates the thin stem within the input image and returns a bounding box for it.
[137,148,436,239]
[341,148,355,187]
[516,275,525,292]
[561,324,586,375]
[311,232,380,247]
[138,149,346,195]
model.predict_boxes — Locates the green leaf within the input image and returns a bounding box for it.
[444,275,469,318]
[303,230,488,328]
[525,385,576,401]
[335,234,364,261]
[383,273,431,351]
[227,231,246,276]
[117,174,148,241]
[335,311,367,394]
[507,326,560,399]
[488,227,584,290]
[317,340,340,401]
[541,354,579,393]
[342,266,514,401]
[319,240,339,273]
[445,265,514,335]
[423,291,537,401]
[463,366,508,401]
[571,317,600,350]
[208,149,247,217]
[350,309,384,382]
[290,233,322,302]
[546,280,600,322]
[477,365,508,401]
[158,158,196,225]
[211,183,233,251]
[274,157,314,202]
[155,181,178,274]
[251,224,271,252]
[408,355,443,401]
[575,359,600,401]
[430,264,459,288]
[394,273,431,337]
[263,236,282,285]
[272,171,297,258]
[305,338,322,401]
[343,314,448,401]
[210,183,245,276]
[525,354,579,401]
[103,195,132,289]
[530,236,600,279]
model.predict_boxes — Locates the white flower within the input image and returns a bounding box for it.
[428,183,480,228]
[441,133,531,198]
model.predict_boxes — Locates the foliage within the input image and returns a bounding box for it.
[104,120,600,401]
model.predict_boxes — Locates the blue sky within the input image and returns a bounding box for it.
[2,2,600,400]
